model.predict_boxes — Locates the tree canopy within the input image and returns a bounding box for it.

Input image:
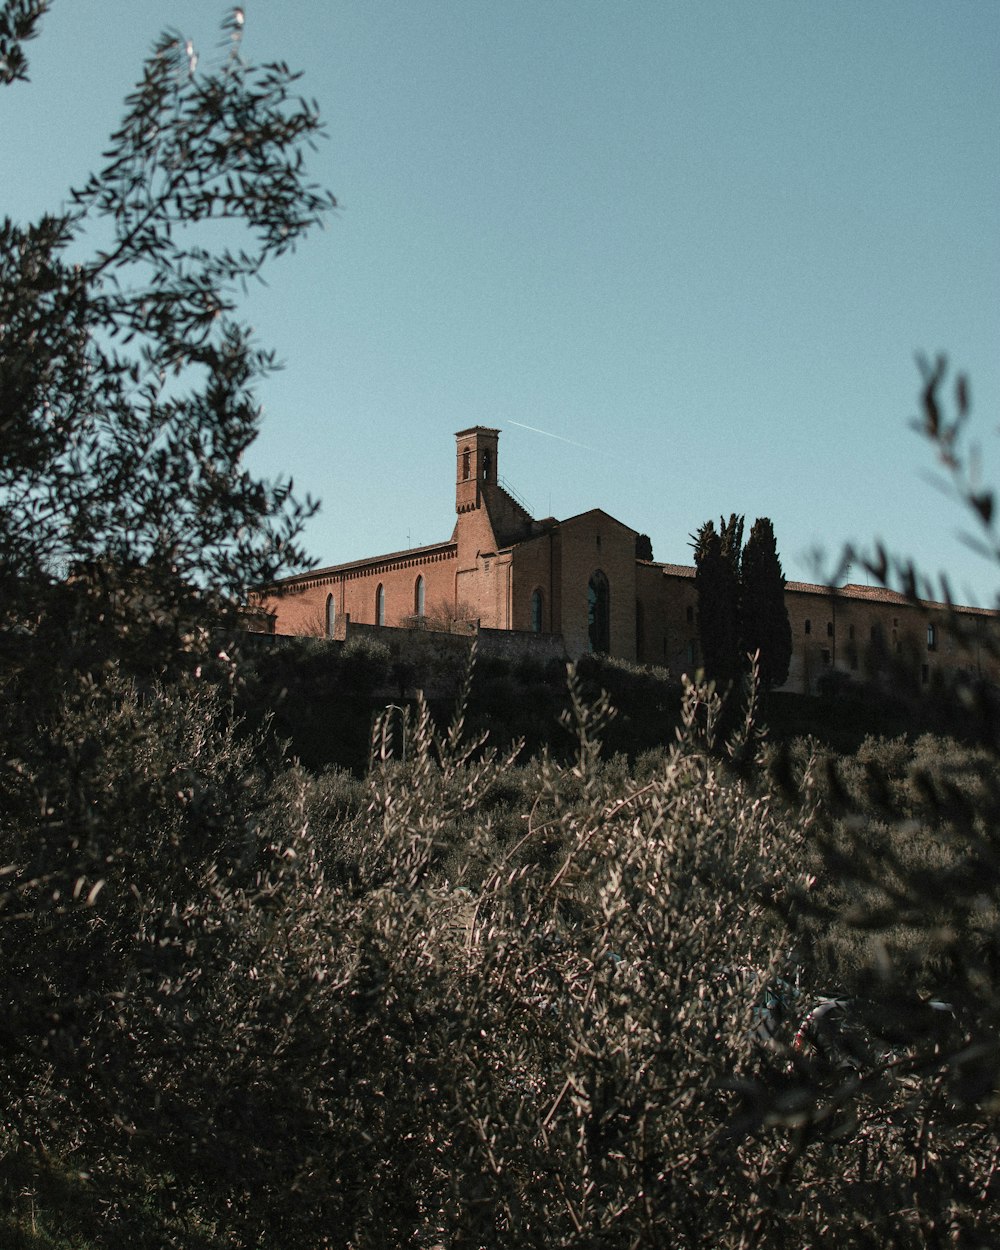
[693,512,791,690]
[1,4,333,688]
[692,514,742,685]
[741,516,792,689]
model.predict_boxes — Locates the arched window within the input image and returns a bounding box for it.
[462,447,471,480]
[414,575,425,618]
[325,592,336,639]
[481,449,491,481]
[531,588,543,633]
[927,623,937,651]
[588,569,610,654]
[375,583,385,627]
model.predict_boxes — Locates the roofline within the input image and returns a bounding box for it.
[656,562,997,615]
[265,539,457,589]
[558,506,637,532]
[454,425,501,438]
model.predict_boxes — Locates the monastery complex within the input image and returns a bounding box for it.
[259,427,999,695]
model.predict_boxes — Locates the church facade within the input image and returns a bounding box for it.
[259,426,999,694]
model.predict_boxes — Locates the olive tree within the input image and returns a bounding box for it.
[1,3,331,695]
[1,7,340,1243]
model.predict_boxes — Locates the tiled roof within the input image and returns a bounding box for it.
[658,563,997,616]
[271,539,457,587]
[784,580,997,615]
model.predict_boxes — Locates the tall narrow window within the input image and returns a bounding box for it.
[927,623,937,651]
[482,449,491,480]
[588,570,610,654]
[376,584,385,626]
[414,575,425,618]
[325,593,336,639]
[531,588,543,633]
[805,619,811,635]
[462,448,471,480]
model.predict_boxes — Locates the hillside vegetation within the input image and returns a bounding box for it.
[4,649,1000,1247]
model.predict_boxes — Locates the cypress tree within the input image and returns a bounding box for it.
[693,518,741,685]
[719,513,744,578]
[741,517,792,690]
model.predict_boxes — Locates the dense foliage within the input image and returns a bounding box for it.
[693,512,792,692]
[693,515,742,685]
[2,8,1000,1248]
[1,2,329,698]
[742,516,793,690]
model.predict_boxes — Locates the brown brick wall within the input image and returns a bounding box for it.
[557,512,637,660]
[263,548,457,637]
[635,565,698,669]
[510,530,559,634]
[784,588,993,694]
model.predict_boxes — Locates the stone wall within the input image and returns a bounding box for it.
[342,618,566,699]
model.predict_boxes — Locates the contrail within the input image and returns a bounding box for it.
[507,420,596,452]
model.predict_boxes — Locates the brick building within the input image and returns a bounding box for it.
[259,426,999,694]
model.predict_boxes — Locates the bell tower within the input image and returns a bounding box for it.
[455,426,500,514]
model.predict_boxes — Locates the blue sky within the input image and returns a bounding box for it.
[5,2,999,603]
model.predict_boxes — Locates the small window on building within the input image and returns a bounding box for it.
[414,575,425,618]
[804,619,811,635]
[462,447,471,480]
[481,449,491,480]
[927,623,937,651]
[376,583,385,626]
[325,593,336,639]
[893,617,899,629]
[531,588,543,634]
[826,621,833,638]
